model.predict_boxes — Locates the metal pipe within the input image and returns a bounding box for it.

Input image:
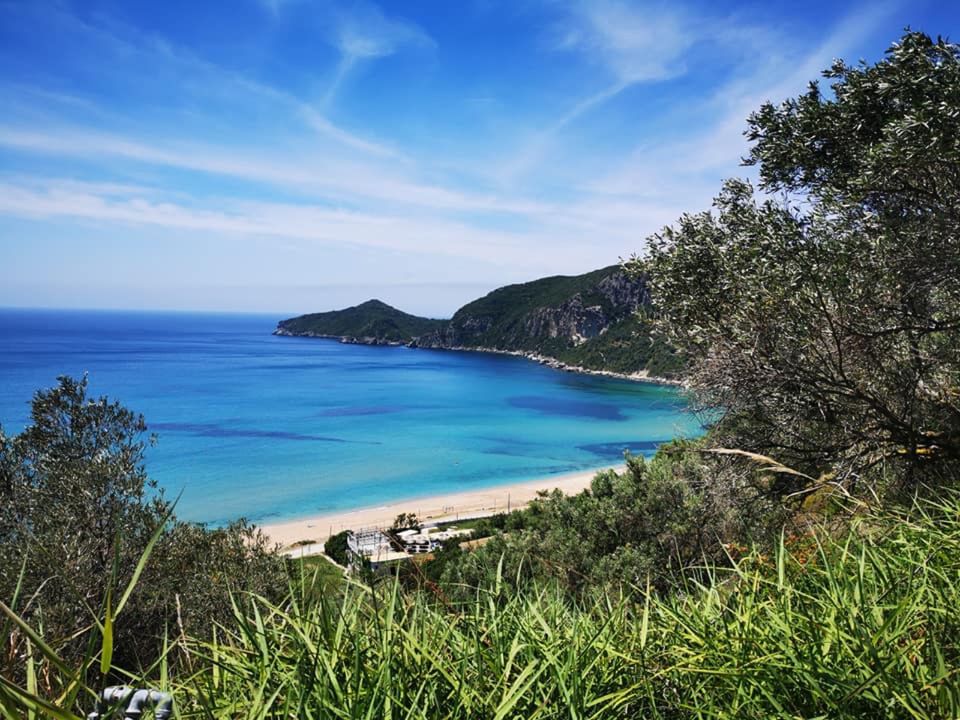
[123,688,174,720]
[152,691,174,720]
[123,689,149,719]
[87,686,134,720]
[87,686,173,720]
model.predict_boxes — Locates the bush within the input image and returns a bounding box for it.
[0,375,286,691]
[324,530,350,566]
[437,443,791,599]
[11,490,956,719]
[180,493,960,718]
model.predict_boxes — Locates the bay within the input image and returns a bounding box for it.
[0,308,701,524]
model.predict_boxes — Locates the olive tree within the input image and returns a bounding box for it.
[1,376,162,642]
[1,376,286,688]
[638,32,960,495]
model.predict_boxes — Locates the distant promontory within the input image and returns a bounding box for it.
[274,299,446,346]
[274,266,682,380]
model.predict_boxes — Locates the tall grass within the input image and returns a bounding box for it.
[4,498,960,719]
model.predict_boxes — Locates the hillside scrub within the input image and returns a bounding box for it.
[431,444,792,599]
[187,496,960,719]
[4,491,959,719]
[276,299,447,343]
[434,266,684,378]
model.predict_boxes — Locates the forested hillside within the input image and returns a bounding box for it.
[274,299,446,344]
[412,265,682,376]
[278,266,684,378]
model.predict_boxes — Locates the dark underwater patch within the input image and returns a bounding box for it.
[318,405,402,417]
[508,395,626,421]
[149,422,380,444]
[577,440,666,458]
[253,362,335,371]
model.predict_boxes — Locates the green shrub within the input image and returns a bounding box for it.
[0,376,286,692]
[437,443,788,598]
[323,530,350,566]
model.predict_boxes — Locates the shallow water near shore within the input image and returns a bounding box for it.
[0,308,702,525]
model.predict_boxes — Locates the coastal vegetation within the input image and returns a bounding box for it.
[3,30,960,719]
[0,376,287,687]
[5,487,960,718]
[278,265,684,378]
[323,530,350,566]
[418,444,787,600]
[274,299,446,344]
[634,30,960,498]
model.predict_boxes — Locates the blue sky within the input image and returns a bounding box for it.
[0,0,955,316]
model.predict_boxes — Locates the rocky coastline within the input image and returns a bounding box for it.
[272,326,405,346]
[274,326,680,386]
[425,344,683,386]
[273,265,683,383]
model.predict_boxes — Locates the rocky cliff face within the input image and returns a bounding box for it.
[524,295,606,346]
[596,270,650,310]
[412,268,648,352]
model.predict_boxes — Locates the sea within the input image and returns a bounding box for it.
[0,308,702,525]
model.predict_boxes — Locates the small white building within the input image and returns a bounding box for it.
[345,525,475,571]
[346,528,409,570]
[396,525,473,554]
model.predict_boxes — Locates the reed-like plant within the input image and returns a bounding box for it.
[4,496,959,719]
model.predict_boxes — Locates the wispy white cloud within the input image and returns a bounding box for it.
[258,0,296,17]
[328,1,433,59]
[0,126,553,217]
[587,0,904,207]
[502,0,756,182]
[554,1,695,84]
[316,0,434,106]
[499,80,630,182]
[8,1,402,159]
[257,0,435,115]
[0,177,595,273]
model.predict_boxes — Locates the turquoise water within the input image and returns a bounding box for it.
[0,308,701,525]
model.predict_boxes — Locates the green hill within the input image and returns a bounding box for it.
[413,265,682,377]
[275,267,683,378]
[274,299,446,345]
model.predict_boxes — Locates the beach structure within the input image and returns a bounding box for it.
[346,528,409,571]
[345,525,474,571]
[395,526,473,553]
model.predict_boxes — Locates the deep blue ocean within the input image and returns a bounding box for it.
[0,308,702,525]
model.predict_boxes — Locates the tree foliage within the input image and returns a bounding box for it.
[324,530,350,566]
[638,32,960,494]
[392,512,421,531]
[0,375,286,685]
[277,299,446,343]
[435,444,788,598]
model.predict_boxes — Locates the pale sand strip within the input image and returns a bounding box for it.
[261,464,623,550]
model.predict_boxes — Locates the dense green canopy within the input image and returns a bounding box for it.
[638,32,960,495]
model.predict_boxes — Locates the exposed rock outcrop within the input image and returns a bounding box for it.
[411,268,648,352]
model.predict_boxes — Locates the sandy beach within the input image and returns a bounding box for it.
[261,464,623,550]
